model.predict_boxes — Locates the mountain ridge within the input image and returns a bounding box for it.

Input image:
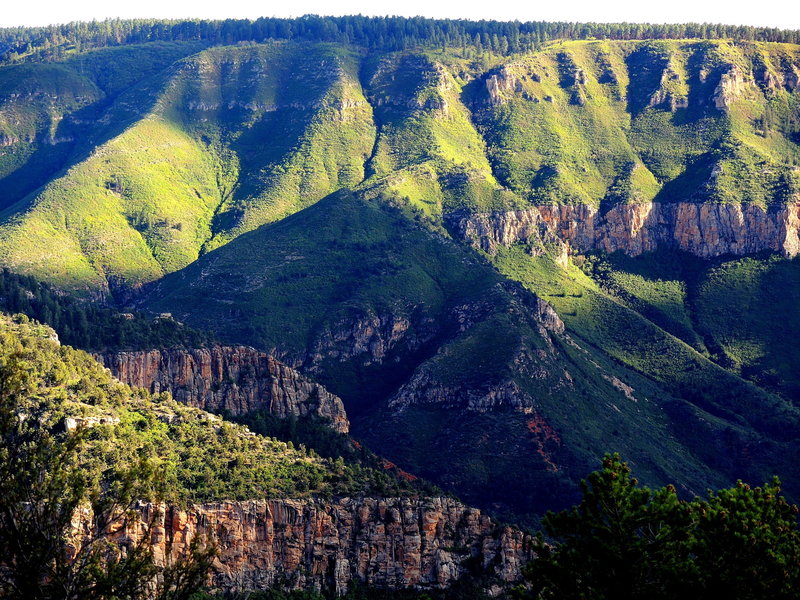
[0,311,532,595]
[0,39,799,293]
[1,32,799,530]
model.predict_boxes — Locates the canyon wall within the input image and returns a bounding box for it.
[97,346,350,433]
[127,497,532,595]
[453,201,800,258]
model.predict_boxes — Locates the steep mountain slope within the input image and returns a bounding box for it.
[140,191,800,524]
[2,39,798,294]
[0,312,530,594]
[0,312,387,501]
[359,52,518,218]
[0,42,374,294]
[582,249,800,402]
[1,36,800,526]
[0,42,209,210]
[470,40,800,207]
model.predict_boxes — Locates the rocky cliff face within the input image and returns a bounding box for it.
[454,201,800,258]
[97,346,350,433]
[449,208,569,263]
[713,65,753,110]
[129,497,531,595]
[305,310,430,370]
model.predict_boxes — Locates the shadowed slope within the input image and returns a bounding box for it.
[141,191,800,524]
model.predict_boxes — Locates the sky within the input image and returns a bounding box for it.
[2,0,798,30]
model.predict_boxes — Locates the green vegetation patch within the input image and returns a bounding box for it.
[0,312,424,501]
[693,254,800,399]
[580,249,800,403]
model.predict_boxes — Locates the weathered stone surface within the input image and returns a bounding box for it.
[755,65,782,94]
[307,312,416,367]
[454,201,800,259]
[0,132,20,146]
[449,208,569,265]
[389,373,551,414]
[123,497,532,594]
[485,66,522,105]
[533,296,566,334]
[713,65,752,110]
[783,63,800,91]
[97,346,349,433]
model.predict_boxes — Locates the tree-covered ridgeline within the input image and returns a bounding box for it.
[231,409,445,498]
[0,311,435,504]
[0,312,491,598]
[0,352,216,599]
[1,15,798,64]
[0,269,212,351]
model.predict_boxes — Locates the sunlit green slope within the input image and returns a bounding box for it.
[0,42,375,294]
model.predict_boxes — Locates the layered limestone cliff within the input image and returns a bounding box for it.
[97,346,350,433]
[453,201,800,258]
[125,497,531,595]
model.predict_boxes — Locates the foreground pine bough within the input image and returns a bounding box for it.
[518,455,800,600]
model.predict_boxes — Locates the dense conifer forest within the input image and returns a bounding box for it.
[1,15,798,64]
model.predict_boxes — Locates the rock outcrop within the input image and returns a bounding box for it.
[126,497,532,595]
[450,208,563,255]
[389,372,551,414]
[97,346,350,433]
[713,65,752,110]
[485,66,523,105]
[454,201,800,258]
[0,132,19,146]
[302,309,438,373]
[785,64,800,91]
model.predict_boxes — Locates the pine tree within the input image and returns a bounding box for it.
[517,454,800,600]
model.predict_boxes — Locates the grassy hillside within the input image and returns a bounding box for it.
[692,255,800,396]
[493,248,798,434]
[160,43,377,250]
[0,42,376,294]
[0,63,101,205]
[582,249,800,402]
[0,116,222,292]
[0,42,208,210]
[359,51,521,220]
[0,312,428,501]
[1,39,797,292]
[470,40,800,207]
[142,191,507,402]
